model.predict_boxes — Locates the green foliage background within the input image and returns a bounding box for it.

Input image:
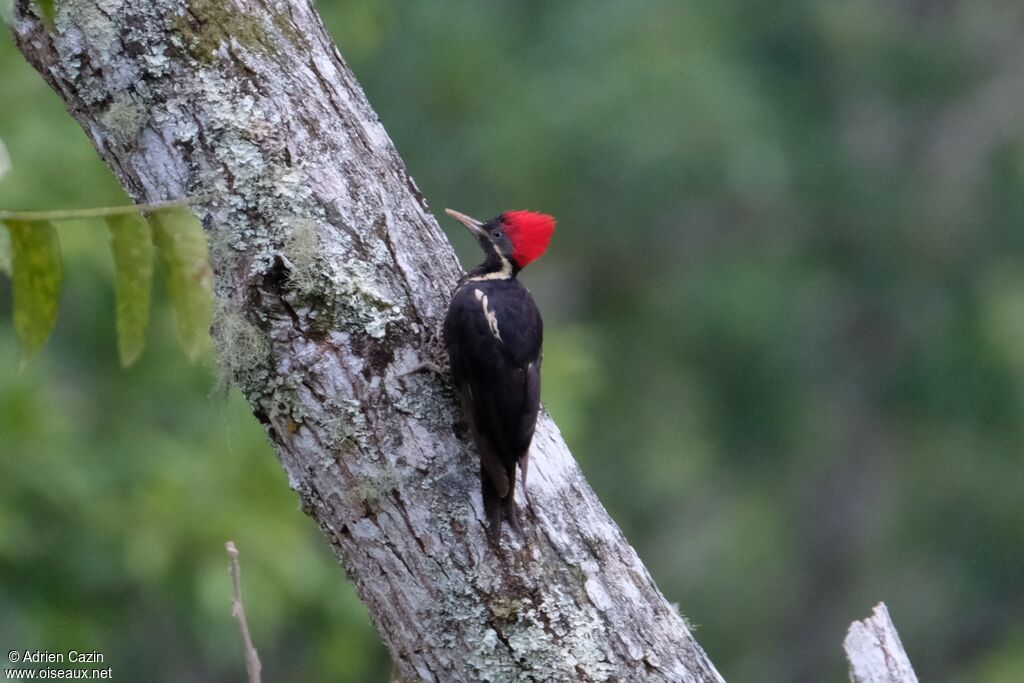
[3,1,1024,681]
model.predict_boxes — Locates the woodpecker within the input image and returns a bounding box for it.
[443,208,556,542]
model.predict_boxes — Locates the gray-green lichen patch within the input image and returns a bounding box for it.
[194,78,266,188]
[281,218,321,295]
[489,596,525,623]
[149,100,199,143]
[349,463,400,509]
[269,8,308,49]
[210,299,272,394]
[504,590,614,682]
[171,0,274,64]
[332,260,404,339]
[258,372,313,435]
[99,92,148,141]
[185,68,324,275]
[143,41,171,74]
[434,577,494,651]
[438,570,615,682]
[324,398,371,452]
[57,0,124,55]
[291,244,404,340]
[469,628,507,683]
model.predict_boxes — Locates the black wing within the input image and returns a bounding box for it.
[444,280,543,527]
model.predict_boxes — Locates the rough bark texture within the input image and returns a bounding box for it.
[10,1,723,680]
[844,603,918,683]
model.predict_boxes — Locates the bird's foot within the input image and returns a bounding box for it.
[394,360,445,379]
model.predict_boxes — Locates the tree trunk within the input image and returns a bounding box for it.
[10,1,723,680]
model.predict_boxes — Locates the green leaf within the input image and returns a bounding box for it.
[3,220,63,358]
[106,214,155,367]
[149,207,213,361]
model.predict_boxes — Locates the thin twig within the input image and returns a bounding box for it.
[226,541,263,683]
[0,193,216,222]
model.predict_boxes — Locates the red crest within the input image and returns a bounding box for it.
[501,211,556,268]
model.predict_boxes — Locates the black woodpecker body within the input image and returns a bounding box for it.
[442,208,556,542]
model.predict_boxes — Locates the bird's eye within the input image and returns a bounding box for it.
[492,230,503,239]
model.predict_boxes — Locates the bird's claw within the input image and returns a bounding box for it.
[394,360,445,379]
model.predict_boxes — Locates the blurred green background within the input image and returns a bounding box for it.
[3,1,1024,681]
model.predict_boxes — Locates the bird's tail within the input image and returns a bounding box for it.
[482,466,522,543]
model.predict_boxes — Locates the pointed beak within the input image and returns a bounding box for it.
[445,208,486,238]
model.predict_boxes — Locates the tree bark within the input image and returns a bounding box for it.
[10,1,723,680]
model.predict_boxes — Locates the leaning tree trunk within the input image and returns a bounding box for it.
[10,1,723,680]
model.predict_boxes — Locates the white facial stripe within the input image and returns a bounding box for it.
[466,252,513,282]
[474,288,503,342]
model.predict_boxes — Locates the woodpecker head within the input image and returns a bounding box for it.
[446,208,556,271]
